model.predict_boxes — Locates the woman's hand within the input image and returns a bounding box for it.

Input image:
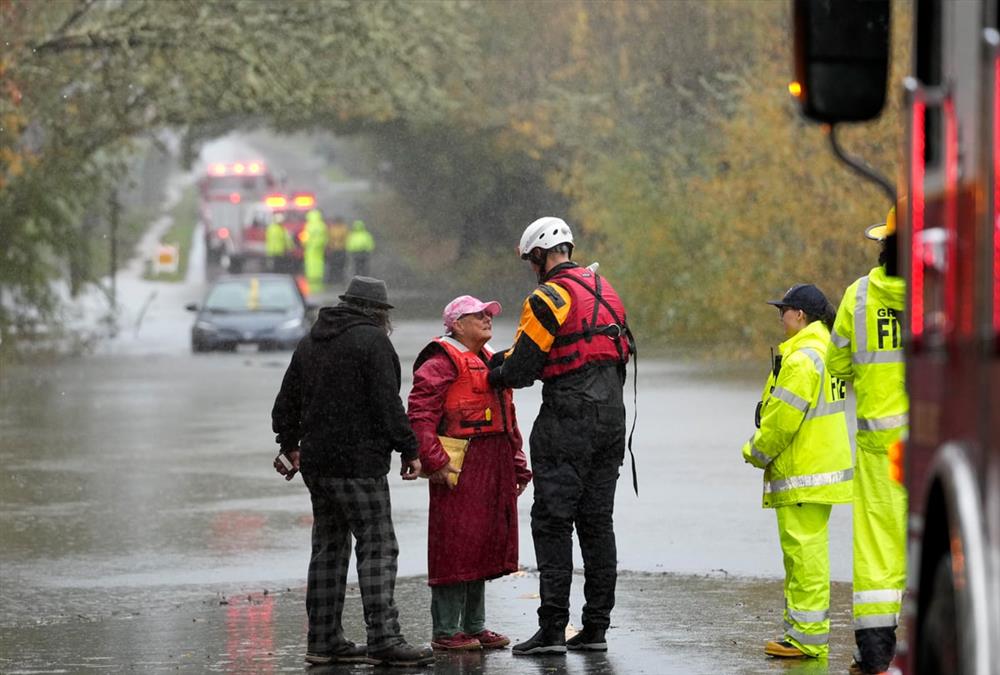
[516,482,528,497]
[428,463,460,488]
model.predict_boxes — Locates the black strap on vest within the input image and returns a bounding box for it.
[554,271,640,496]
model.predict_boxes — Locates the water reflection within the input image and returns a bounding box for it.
[225,592,275,674]
[211,511,267,553]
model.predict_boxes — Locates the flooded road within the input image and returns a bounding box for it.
[0,137,861,673]
[0,319,860,673]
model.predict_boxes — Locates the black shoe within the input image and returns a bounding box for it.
[566,627,607,652]
[368,642,435,667]
[512,628,567,655]
[305,641,373,665]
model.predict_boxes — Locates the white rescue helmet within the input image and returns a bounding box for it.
[518,217,574,260]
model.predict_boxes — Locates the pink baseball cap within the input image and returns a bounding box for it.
[443,295,502,330]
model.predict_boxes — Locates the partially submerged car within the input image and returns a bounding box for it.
[186,274,313,352]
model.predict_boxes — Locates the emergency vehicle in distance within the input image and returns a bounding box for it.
[197,161,275,267]
[262,190,320,260]
[792,1,999,674]
[222,190,321,272]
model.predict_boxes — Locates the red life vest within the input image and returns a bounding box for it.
[541,266,630,380]
[433,336,515,438]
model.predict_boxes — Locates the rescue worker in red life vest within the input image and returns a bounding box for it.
[487,217,633,656]
[407,295,532,652]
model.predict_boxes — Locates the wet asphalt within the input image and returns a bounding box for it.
[0,136,865,673]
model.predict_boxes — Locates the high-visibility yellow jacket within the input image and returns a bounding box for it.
[826,266,907,453]
[265,222,292,256]
[742,320,853,508]
[345,220,375,253]
[303,210,328,251]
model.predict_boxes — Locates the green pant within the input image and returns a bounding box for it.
[776,502,833,657]
[431,581,485,638]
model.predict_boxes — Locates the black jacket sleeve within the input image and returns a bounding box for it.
[488,291,568,388]
[271,343,305,450]
[366,332,419,461]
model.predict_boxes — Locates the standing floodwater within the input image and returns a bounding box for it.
[1,135,860,673]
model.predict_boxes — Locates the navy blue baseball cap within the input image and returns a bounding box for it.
[766,284,830,316]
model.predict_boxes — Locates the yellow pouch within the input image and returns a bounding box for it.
[437,436,470,487]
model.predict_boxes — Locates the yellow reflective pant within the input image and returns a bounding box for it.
[304,246,325,292]
[853,446,907,630]
[776,503,832,657]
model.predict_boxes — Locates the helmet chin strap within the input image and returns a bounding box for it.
[528,249,548,281]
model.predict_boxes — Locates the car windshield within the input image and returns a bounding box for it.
[204,278,301,313]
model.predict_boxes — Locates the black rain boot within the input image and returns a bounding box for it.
[567,626,607,652]
[512,627,566,655]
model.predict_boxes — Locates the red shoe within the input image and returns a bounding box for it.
[431,632,482,651]
[471,629,510,649]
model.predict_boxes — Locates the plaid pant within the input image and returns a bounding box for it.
[303,474,405,652]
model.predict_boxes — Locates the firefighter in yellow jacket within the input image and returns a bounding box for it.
[265,212,293,273]
[826,207,907,675]
[302,209,328,293]
[742,283,852,660]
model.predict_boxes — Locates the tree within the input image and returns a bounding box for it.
[0,0,478,347]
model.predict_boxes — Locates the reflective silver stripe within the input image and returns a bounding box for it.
[788,606,830,624]
[786,626,829,645]
[853,349,904,364]
[765,468,854,494]
[799,347,826,379]
[854,277,870,353]
[857,414,908,432]
[831,330,850,348]
[796,347,844,420]
[853,589,903,605]
[772,386,810,413]
[750,443,773,466]
[851,276,904,365]
[853,614,899,629]
[803,398,846,420]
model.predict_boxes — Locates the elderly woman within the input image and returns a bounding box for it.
[407,295,532,651]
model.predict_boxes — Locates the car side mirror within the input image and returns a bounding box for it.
[792,0,890,123]
[185,302,199,312]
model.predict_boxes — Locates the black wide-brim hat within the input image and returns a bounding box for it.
[339,276,393,309]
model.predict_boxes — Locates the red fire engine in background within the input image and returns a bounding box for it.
[197,161,276,267]
[262,190,319,259]
[793,1,999,674]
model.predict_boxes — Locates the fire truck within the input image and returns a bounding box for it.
[197,161,276,266]
[262,190,320,259]
[217,190,321,274]
[793,1,999,674]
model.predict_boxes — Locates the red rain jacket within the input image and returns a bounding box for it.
[408,343,532,586]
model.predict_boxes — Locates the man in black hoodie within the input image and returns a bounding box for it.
[271,276,433,667]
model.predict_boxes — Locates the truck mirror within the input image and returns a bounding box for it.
[792,0,890,123]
